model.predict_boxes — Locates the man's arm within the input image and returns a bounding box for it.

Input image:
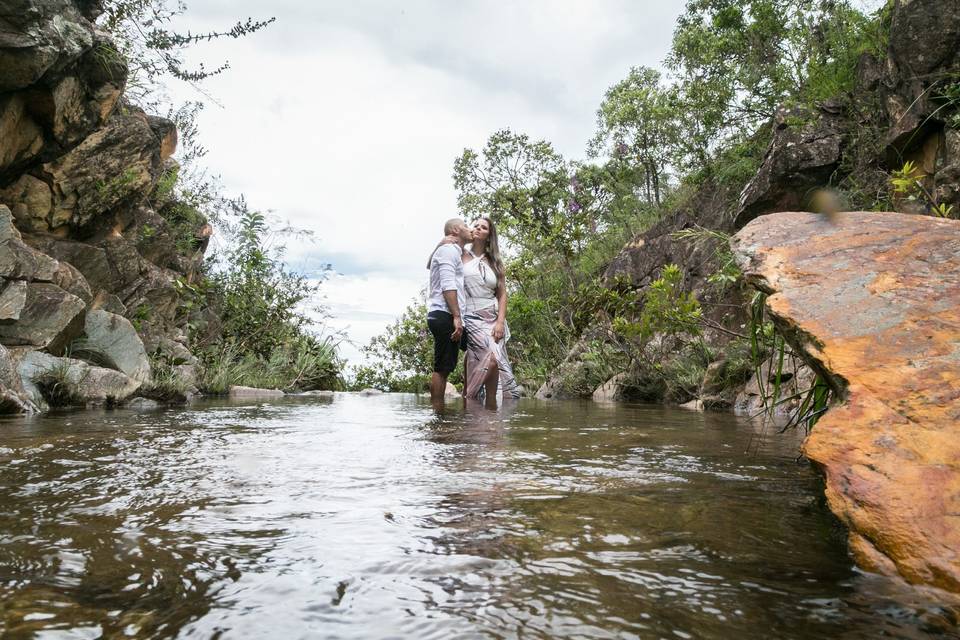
[443,290,463,342]
[435,245,463,341]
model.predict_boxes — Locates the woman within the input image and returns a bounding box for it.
[461,216,523,400]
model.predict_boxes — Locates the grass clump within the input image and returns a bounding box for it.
[33,363,86,408]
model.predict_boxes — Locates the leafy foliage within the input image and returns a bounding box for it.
[348,297,454,392]
[195,201,342,393]
[98,0,275,105]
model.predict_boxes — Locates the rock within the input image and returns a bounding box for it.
[444,381,460,397]
[18,350,141,407]
[38,107,162,230]
[732,210,960,594]
[83,309,150,383]
[0,0,94,93]
[0,280,28,320]
[888,0,960,78]
[0,205,21,242]
[302,389,335,399]
[23,236,113,287]
[0,283,85,352]
[733,354,816,418]
[678,399,703,411]
[228,385,284,398]
[89,290,126,315]
[118,263,180,327]
[0,94,44,177]
[603,179,737,290]
[358,388,383,396]
[126,397,159,410]
[146,115,177,160]
[592,373,625,402]
[0,237,59,281]
[0,344,38,413]
[734,106,844,228]
[52,260,92,302]
[0,174,53,231]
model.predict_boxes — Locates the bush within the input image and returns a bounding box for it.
[349,296,463,393]
[33,364,86,408]
[195,202,343,393]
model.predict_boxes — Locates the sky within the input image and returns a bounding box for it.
[168,1,686,364]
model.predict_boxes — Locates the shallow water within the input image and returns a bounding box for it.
[0,394,954,639]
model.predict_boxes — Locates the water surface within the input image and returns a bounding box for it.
[0,394,953,638]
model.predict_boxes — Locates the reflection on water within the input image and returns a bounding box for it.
[0,394,953,638]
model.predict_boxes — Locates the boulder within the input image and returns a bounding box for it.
[0,280,28,320]
[52,260,92,302]
[0,344,38,413]
[83,309,151,383]
[734,105,844,228]
[888,0,960,79]
[733,354,816,418]
[358,388,383,396]
[732,211,960,594]
[18,350,141,407]
[0,205,20,242]
[536,331,625,400]
[301,389,334,399]
[444,381,460,397]
[0,94,44,176]
[38,107,163,230]
[228,385,284,399]
[0,282,85,352]
[126,397,159,410]
[0,238,59,281]
[592,373,625,402]
[23,235,113,286]
[0,0,94,93]
[89,290,126,315]
[0,174,52,231]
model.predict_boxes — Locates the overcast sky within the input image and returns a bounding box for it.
[168,1,686,364]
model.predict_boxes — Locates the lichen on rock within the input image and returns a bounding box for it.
[732,210,960,595]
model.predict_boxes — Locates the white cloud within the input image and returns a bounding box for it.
[168,1,685,363]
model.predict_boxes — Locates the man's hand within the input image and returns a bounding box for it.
[491,320,505,342]
[451,316,463,342]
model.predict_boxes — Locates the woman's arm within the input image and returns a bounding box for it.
[492,275,507,341]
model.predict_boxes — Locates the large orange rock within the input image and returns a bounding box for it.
[732,211,960,595]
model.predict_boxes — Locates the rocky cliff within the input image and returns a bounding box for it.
[733,210,960,595]
[0,0,209,410]
[540,0,960,412]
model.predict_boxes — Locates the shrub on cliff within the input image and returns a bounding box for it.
[195,202,342,393]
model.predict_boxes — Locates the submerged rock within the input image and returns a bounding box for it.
[732,210,960,595]
[228,385,284,399]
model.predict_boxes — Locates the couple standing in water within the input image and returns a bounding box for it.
[426,217,523,406]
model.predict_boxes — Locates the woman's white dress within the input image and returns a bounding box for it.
[462,249,522,399]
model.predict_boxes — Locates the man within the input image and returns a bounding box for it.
[427,217,473,404]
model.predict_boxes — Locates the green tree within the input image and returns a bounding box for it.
[668,0,887,165]
[589,66,679,205]
[350,296,463,392]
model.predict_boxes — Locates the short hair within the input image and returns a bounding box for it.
[444,217,464,235]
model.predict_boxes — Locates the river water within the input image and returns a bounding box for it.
[0,393,953,639]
